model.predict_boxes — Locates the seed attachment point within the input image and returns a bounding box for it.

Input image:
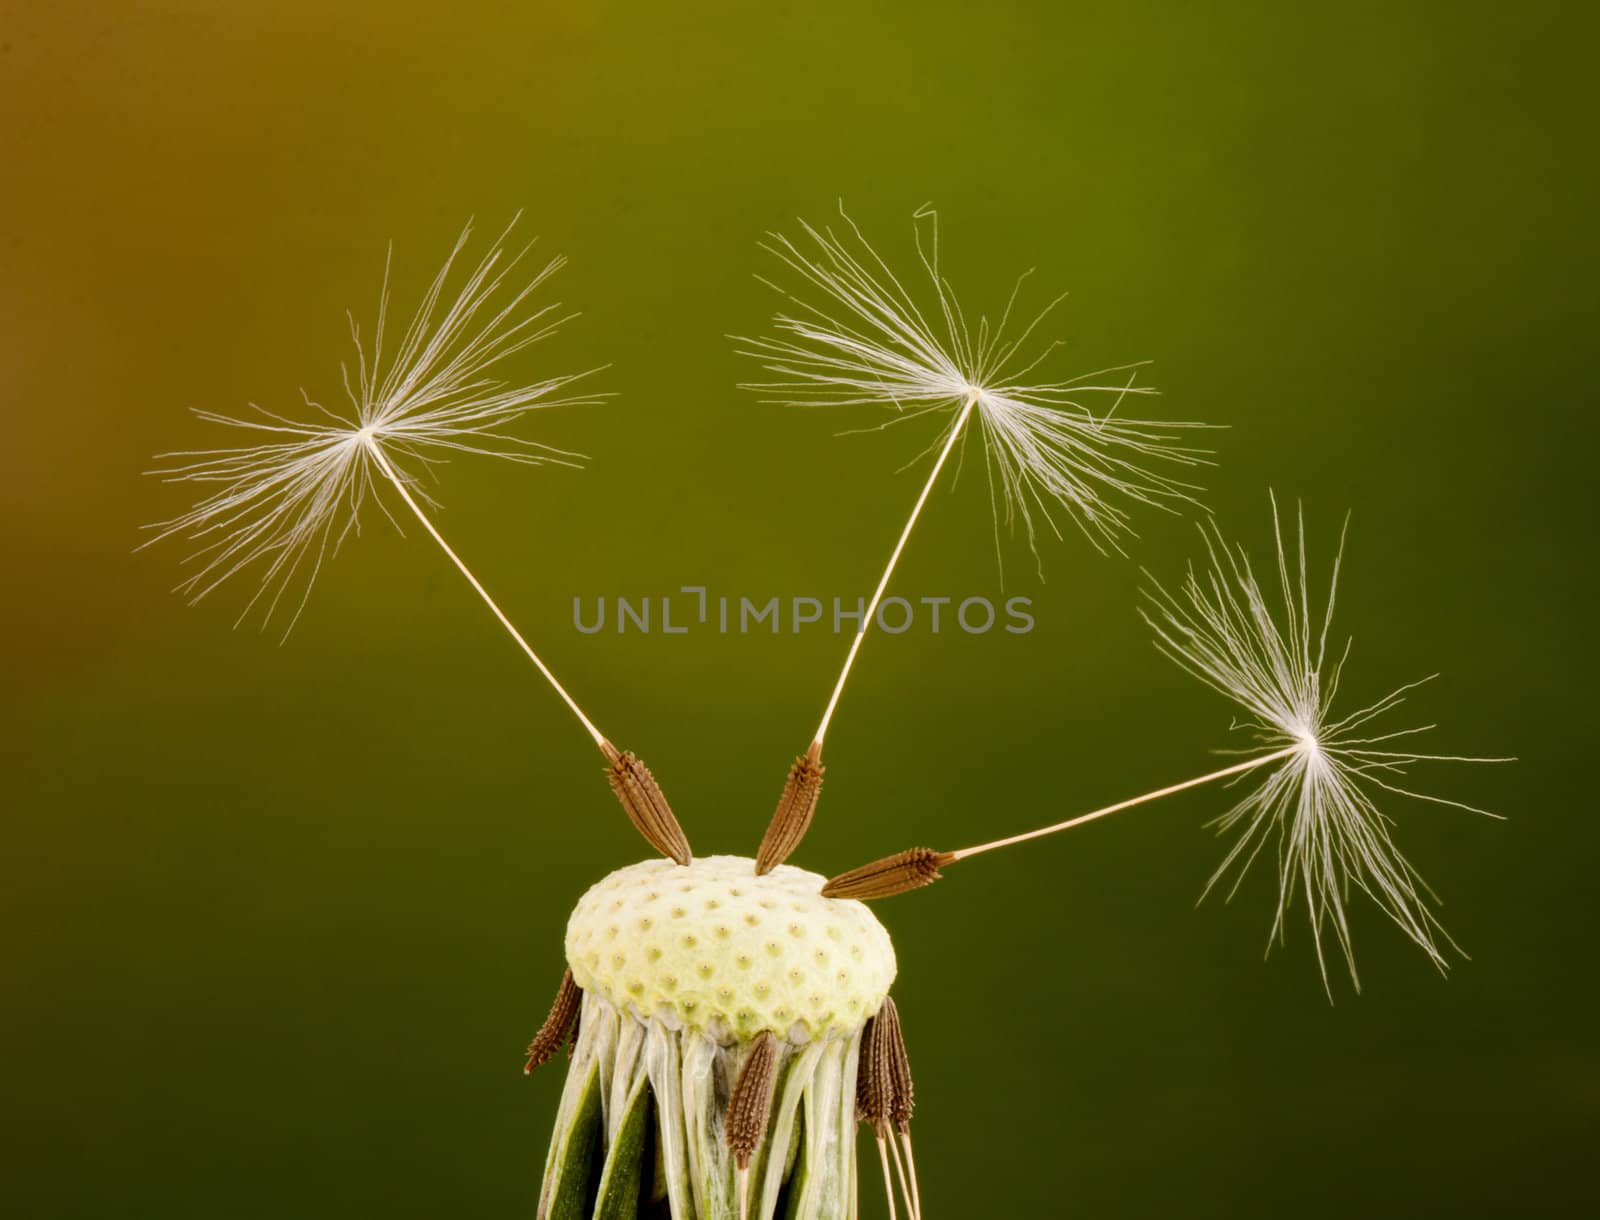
[603,742,692,865]
[821,847,954,901]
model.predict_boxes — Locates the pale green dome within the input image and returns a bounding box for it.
[565,854,896,1043]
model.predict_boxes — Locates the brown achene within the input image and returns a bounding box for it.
[755,742,826,875]
[821,847,955,900]
[856,996,921,1220]
[523,968,582,1074]
[603,741,693,865]
[726,1030,779,1167]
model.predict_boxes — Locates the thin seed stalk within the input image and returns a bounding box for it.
[821,747,1304,902]
[813,392,979,748]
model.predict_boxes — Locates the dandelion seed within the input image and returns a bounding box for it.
[144,218,693,858]
[1138,496,1508,992]
[143,215,600,637]
[738,204,1214,872]
[826,496,1507,997]
[736,202,1213,563]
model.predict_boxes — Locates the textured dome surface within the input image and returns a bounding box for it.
[565,855,896,1043]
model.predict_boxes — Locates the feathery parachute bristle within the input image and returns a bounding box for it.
[735,203,1215,560]
[1141,496,1508,993]
[142,216,603,635]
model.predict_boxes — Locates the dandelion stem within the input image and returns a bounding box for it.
[814,392,979,748]
[950,745,1301,862]
[365,440,608,751]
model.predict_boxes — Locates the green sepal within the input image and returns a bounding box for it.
[779,1109,808,1220]
[543,1060,603,1220]
[594,1075,652,1220]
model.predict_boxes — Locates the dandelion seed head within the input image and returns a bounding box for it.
[1141,495,1507,994]
[735,202,1215,561]
[142,216,603,636]
[566,855,895,1044]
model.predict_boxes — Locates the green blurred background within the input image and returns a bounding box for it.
[2,1,1593,1215]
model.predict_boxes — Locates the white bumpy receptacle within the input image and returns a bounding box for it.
[538,855,898,1220]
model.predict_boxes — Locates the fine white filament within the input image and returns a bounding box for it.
[736,203,1213,563]
[737,204,1214,746]
[143,217,608,745]
[1141,497,1507,992]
